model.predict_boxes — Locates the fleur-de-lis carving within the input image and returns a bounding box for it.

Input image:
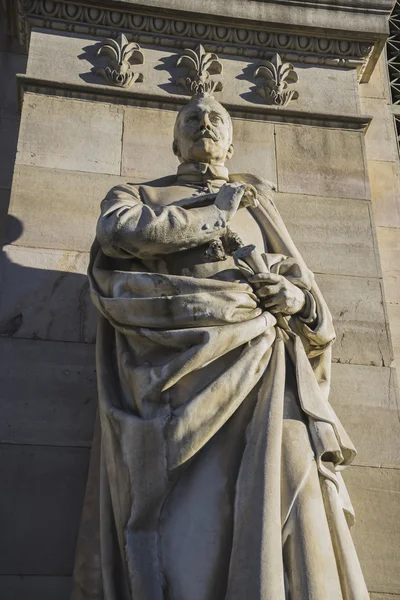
[97,34,144,88]
[254,54,299,107]
[176,44,223,96]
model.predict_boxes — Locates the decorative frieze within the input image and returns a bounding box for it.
[97,34,144,87]
[254,54,299,107]
[18,0,374,79]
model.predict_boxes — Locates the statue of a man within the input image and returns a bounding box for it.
[87,93,369,600]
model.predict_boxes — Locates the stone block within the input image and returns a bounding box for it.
[27,30,359,116]
[376,226,400,304]
[229,118,276,184]
[7,164,125,252]
[362,98,398,162]
[275,194,379,277]
[275,125,369,199]
[0,576,71,600]
[0,50,27,120]
[0,337,97,447]
[316,273,391,366]
[371,595,400,599]
[122,105,179,180]
[343,466,400,594]
[17,94,123,175]
[369,160,400,229]
[0,444,90,575]
[359,54,389,100]
[330,363,400,468]
[387,303,400,363]
[0,116,19,189]
[0,245,97,343]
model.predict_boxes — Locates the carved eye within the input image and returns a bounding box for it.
[210,114,223,125]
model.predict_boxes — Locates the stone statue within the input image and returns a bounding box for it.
[85,92,370,599]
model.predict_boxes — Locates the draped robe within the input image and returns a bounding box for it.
[78,168,369,600]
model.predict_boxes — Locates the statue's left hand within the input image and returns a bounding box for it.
[248,272,305,315]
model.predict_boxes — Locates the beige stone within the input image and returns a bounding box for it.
[0,444,90,575]
[0,337,96,446]
[387,303,400,361]
[0,245,96,343]
[359,54,389,100]
[362,97,398,162]
[7,164,126,252]
[275,193,379,277]
[369,160,400,228]
[122,106,179,180]
[330,364,400,468]
[17,94,123,175]
[229,118,276,183]
[316,273,391,366]
[376,226,400,303]
[26,30,360,116]
[371,594,400,599]
[275,125,369,199]
[343,466,400,594]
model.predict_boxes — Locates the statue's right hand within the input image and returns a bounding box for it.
[214,182,247,221]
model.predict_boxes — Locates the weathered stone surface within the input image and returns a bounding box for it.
[331,363,400,468]
[0,444,90,574]
[229,118,276,183]
[275,194,379,277]
[0,245,96,343]
[376,226,400,304]
[17,94,123,175]
[0,117,19,189]
[0,50,27,119]
[370,594,400,599]
[27,30,359,116]
[275,125,369,199]
[122,105,179,180]
[0,576,71,600]
[316,273,391,366]
[343,466,400,594]
[7,164,125,252]
[362,97,398,162]
[369,160,400,229]
[359,54,388,100]
[387,303,400,363]
[0,338,96,447]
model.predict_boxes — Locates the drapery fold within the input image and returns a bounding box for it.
[71,175,369,600]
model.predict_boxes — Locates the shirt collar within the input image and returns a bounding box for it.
[176,162,229,186]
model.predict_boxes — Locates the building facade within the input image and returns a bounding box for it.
[0,0,399,598]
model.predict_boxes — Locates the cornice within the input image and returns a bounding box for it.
[16,73,373,133]
[16,0,388,82]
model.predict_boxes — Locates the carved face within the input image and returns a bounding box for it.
[173,96,234,165]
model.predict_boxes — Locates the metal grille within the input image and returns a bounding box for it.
[388,0,400,104]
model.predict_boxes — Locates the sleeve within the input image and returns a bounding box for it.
[96,184,228,259]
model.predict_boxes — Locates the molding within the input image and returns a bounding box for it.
[16,73,373,132]
[16,0,380,81]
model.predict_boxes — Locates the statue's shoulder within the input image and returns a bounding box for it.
[229,173,276,203]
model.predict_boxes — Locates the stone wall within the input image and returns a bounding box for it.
[0,1,399,598]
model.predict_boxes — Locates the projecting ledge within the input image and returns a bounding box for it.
[16,74,373,133]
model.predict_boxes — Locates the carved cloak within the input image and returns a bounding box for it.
[71,175,369,600]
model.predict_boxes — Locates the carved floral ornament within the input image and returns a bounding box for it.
[17,0,374,80]
[176,45,223,96]
[97,34,144,87]
[254,54,299,107]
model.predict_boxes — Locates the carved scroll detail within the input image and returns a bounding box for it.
[176,44,223,96]
[97,34,144,87]
[254,54,299,107]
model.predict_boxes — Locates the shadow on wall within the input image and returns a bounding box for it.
[0,215,97,343]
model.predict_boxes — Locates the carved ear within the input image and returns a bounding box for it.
[172,140,181,157]
[226,144,234,160]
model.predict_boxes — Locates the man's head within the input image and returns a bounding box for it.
[173,95,234,165]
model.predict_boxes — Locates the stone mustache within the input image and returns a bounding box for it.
[86,94,370,599]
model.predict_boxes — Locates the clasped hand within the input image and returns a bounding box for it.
[249,272,305,316]
[214,182,258,220]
